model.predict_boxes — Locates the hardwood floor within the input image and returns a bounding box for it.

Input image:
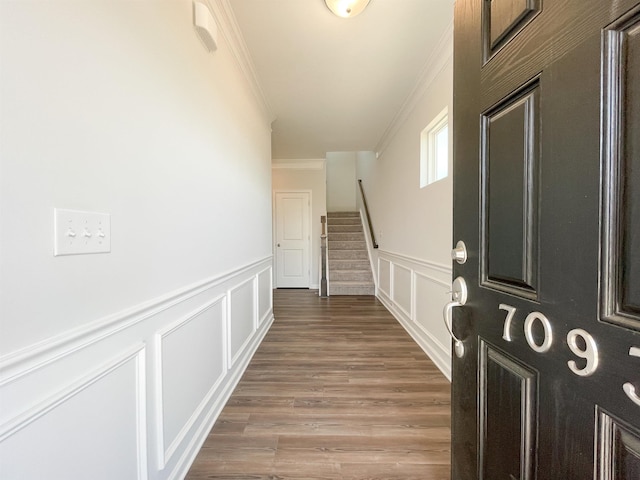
[186,289,451,480]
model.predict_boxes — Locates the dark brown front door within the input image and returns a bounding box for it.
[452,1,640,478]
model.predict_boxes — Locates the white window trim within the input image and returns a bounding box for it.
[420,107,449,188]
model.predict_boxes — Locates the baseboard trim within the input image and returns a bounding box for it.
[377,290,451,381]
[169,312,274,480]
[155,295,227,469]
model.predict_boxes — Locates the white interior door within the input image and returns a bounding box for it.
[275,192,310,288]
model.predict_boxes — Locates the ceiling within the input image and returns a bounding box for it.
[228,0,454,159]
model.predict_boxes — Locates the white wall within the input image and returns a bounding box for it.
[272,160,327,289]
[0,1,273,478]
[326,151,357,212]
[358,26,454,379]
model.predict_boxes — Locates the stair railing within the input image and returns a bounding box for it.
[358,179,379,249]
[320,215,328,297]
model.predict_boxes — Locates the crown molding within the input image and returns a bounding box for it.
[207,0,275,122]
[375,21,453,157]
[272,159,326,170]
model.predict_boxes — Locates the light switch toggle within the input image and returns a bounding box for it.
[54,208,111,256]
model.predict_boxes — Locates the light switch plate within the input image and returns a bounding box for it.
[54,208,111,256]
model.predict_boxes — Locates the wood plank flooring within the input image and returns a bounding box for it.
[186,289,451,480]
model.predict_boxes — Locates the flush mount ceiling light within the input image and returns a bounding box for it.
[324,0,371,18]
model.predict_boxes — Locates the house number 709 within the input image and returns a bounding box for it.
[498,305,640,407]
[499,304,598,376]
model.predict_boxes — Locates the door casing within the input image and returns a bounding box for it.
[273,190,312,288]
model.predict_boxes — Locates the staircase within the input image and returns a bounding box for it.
[327,212,375,295]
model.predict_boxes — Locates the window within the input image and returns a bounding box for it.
[420,107,449,188]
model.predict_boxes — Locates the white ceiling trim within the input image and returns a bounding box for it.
[375,21,454,157]
[272,159,326,170]
[208,0,275,122]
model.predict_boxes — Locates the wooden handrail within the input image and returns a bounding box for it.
[358,179,379,249]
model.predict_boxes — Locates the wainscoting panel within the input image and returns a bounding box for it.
[392,264,413,319]
[228,278,257,367]
[376,251,452,379]
[157,296,226,467]
[0,256,274,480]
[414,272,452,352]
[378,258,392,297]
[258,267,273,326]
[0,346,147,480]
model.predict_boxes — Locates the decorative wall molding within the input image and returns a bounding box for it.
[0,256,273,385]
[378,249,451,275]
[228,276,258,368]
[376,251,452,380]
[0,257,274,480]
[392,263,413,320]
[257,267,273,326]
[168,309,274,480]
[378,290,451,380]
[375,22,454,157]
[155,295,227,469]
[0,344,148,480]
[272,159,326,170]
[377,257,392,298]
[208,0,274,122]
[0,343,146,440]
[413,269,450,289]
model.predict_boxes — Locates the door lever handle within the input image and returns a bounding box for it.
[443,276,468,358]
[624,347,640,407]
[444,301,465,358]
[623,383,640,407]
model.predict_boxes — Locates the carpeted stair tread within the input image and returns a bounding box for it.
[328,281,375,296]
[327,211,360,217]
[328,224,363,233]
[328,250,369,260]
[327,211,375,296]
[330,269,374,282]
[329,259,371,270]
[328,240,367,250]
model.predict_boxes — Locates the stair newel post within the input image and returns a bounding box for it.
[320,215,328,297]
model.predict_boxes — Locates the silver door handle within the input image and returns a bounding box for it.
[443,276,468,358]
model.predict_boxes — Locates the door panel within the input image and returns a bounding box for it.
[602,8,640,329]
[483,0,540,61]
[275,192,310,288]
[282,249,304,277]
[479,342,536,480]
[282,197,304,240]
[481,80,539,298]
[597,408,640,480]
[453,1,640,479]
